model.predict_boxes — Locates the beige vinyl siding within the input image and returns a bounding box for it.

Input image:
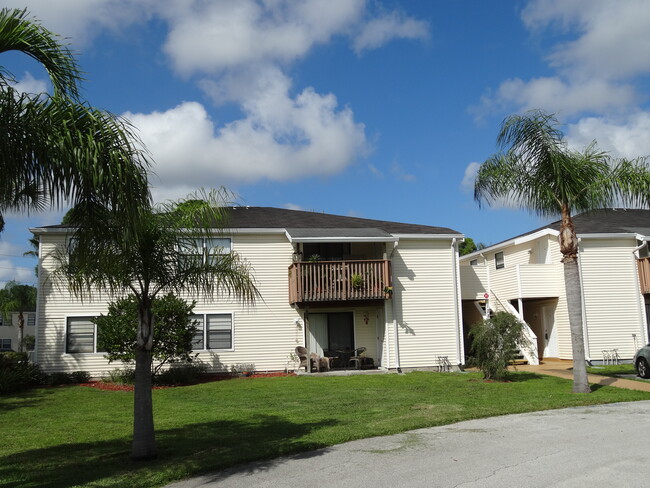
[460,265,488,300]
[387,239,461,367]
[36,233,303,374]
[579,238,645,360]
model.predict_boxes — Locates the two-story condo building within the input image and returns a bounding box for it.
[32,207,465,375]
[460,208,650,365]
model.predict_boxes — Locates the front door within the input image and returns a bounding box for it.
[542,303,558,358]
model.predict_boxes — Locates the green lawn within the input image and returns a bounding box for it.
[587,363,639,378]
[2,371,650,488]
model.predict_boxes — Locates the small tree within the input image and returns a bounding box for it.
[95,294,198,376]
[469,312,526,381]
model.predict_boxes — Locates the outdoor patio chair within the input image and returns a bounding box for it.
[295,346,318,372]
[349,347,367,369]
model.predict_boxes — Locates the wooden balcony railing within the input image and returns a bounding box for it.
[288,259,392,304]
[638,257,650,294]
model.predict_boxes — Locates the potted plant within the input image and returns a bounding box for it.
[351,273,365,289]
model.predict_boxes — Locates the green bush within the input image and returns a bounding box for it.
[155,363,207,386]
[0,351,46,394]
[47,371,91,385]
[469,312,527,381]
[103,367,136,385]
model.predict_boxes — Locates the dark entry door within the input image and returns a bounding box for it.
[328,312,354,351]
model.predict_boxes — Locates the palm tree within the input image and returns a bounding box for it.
[474,110,650,393]
[0,281,36,351]
[0,8,150,235]
[57,188,259,460]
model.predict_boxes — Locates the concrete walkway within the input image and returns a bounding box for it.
[514,360,650,392]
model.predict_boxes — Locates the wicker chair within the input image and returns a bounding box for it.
[295,346,318,372]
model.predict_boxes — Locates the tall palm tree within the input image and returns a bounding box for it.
[0,8,150,235]
[0,281,36,351]
[57,188,259,460]
[474,110,650,393]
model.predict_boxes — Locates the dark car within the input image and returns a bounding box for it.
[634,344,650,378]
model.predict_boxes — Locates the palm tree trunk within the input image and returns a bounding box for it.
[563,257,591,393]
[132,304,156,460]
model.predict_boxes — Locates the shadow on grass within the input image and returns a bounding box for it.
[0,415,336,488]
[0,386,58,411]
[507,372,544,382]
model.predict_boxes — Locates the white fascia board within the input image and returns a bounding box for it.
[30,226,289,236]
[29,227,70,234]
[392,233,462,240]
[577,232,645,240]
[459,228,559,262]
[286,234,399,244]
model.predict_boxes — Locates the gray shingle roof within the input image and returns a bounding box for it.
[497,208,650,247]
[39,206,462,236]
[225,207,461,235]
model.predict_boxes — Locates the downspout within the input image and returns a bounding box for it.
[632,240,649,344]
[576,238,591,361]
[390,240,400,371]
[33,234,42,364]
[452,238,464,365]
[304,306,311,373]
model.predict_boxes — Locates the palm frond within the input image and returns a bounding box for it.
[0,8,81,99]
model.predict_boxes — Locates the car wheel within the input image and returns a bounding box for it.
[637,357,650,379]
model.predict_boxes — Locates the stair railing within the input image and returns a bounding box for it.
[488,290,539,366]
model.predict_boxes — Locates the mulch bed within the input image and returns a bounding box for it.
[79,371,295,392]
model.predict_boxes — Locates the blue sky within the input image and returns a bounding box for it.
[3,0,650,286]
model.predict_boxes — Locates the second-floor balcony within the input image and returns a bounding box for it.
[288,259,392,305]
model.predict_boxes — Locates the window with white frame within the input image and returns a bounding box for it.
[66,317,104,353]
[470,259,478,266]
[0,338,11,350]
[27,314,36,327]
[191,313,233,351]
[495,251,504,269]
[179,237,232,267]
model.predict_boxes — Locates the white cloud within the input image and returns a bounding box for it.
[477,0,650,118]
[126,69,368,199]
[2,0,155,44]
[10,73,48,95]
[474,77,637,119]
[163,0,365,75]
[522,0,650,80]
[11,1,427,193]
[566,112,650,159]
[461,162,480,193]
[352,11,429,54]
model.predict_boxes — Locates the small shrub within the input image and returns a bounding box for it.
[103,367,136,385]
[469,312,527,381]
[70,371,91,383]
[155,363,207,386]
[0,352,46,394]
[47,371,91,385]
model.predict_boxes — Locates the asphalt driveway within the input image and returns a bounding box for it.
[166,400,650,488]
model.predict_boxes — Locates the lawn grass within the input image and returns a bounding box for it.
[587,363,638,377]
[2,371,650,488]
